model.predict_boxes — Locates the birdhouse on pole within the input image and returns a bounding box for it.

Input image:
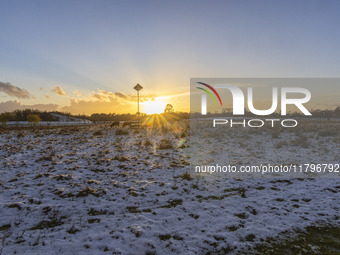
[133,83,143,115]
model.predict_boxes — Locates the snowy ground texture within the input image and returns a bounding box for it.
[0,121,339,255]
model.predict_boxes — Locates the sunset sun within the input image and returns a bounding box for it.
[142,98,167,114]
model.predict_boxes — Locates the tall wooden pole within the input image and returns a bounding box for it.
[133,83,143,116]
[137,90,139,115]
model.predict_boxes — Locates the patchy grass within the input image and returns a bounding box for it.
[30,219,64,230]
[76,187,106,197]
[115,129,129,135]
[93,130,103,136]
[67,225,80,234]
[255,225,340,255]
[160,199,183,208]
[158,234,171,241]
[180,172,193,180]
[144,139,153,147]
[157,139,173,150]
[292,135,309,148]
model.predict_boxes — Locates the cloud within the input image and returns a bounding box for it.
[60,89,144,114]
[61,98,135,115]
[0,81,32,99]
[93,92,108,101]
[53,86,67,96]
[0,100,58,113]
[73,90,83,97]
[93,90,131,102]
[75,90,135,103]
[0,87,189,115]
[60,89,191,114]
[69,89,166,105]
[114,92,128,99]
[158,91,190,100]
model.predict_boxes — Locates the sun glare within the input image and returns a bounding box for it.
[143,98,167,115]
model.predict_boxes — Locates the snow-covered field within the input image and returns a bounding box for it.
[0,121,339,254]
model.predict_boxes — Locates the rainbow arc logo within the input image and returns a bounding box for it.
[196,82,223,106]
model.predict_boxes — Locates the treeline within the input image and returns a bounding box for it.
[0,109,59,122]
[89,112,190,121]
[90,113,144,122]
[1,107,338,123]
[297,107,340,118]
[0,109,191,123]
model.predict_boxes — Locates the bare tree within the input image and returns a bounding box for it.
[164,104,174,114]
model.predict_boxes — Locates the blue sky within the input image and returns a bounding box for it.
[1,0,340,114]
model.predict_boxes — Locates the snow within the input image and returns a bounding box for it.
[0,121,339,254]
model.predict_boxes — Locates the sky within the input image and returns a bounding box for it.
[1,0,340,114]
